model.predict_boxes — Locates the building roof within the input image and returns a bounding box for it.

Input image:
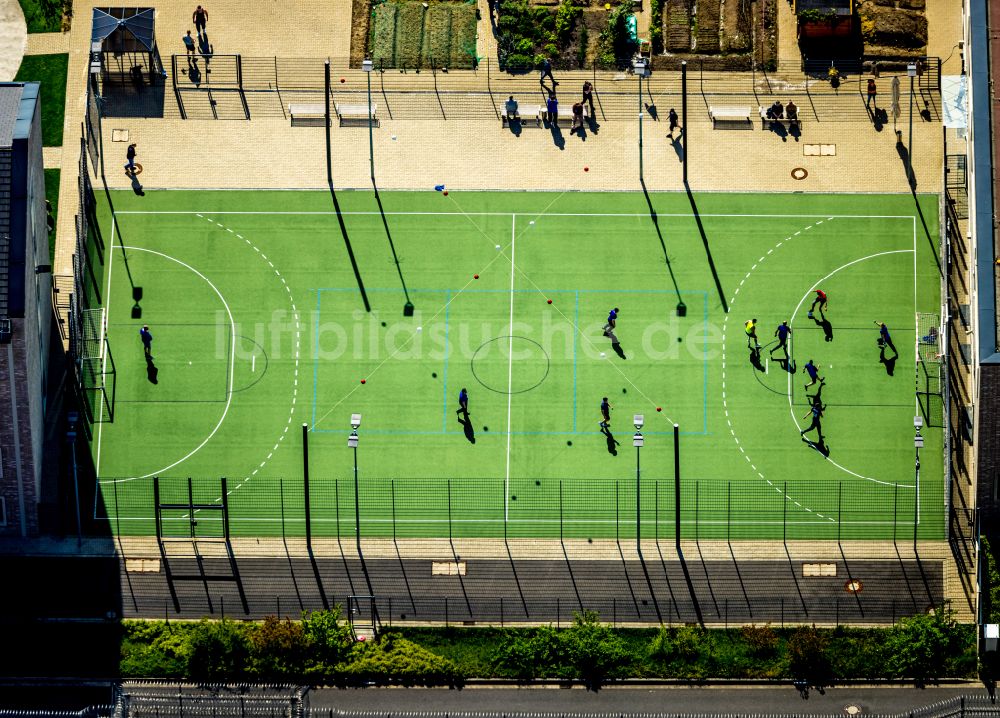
[0,84,25,149]
[92,7,156,52]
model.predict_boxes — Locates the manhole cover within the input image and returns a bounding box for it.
[126,163,143,176]
[844,705,863,716]
[845,579,863,593]
[791,167,808,180]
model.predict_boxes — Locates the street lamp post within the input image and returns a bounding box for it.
[913,415,923,549]
[363,59,375,185]
[907,63,917,187]
[634,414,644,554]
[349,413,362,558]
[633,58,651,183]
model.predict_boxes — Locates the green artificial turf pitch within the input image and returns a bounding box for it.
[90,189,944,542]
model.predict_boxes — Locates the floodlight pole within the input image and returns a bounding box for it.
[351,431,361,559]
[681,61,688,184]
[635,436,642,553]
[324,60,332,180]
[638,68,644,184]
[302,423,311,546]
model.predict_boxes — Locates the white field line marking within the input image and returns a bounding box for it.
[505,215,516,522]
[115,210,920,220]
[786,249,915,487]
[102,247,236,482]
[252,353,255,373]
[95,215,117,477]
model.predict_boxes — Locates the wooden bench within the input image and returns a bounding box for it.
[502,104,543,128]
[335,102,379,127]
[289,103,327,127]
[758,106,802,131]
[708,105,752,127]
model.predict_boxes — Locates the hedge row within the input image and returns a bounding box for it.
[121,607,977,685]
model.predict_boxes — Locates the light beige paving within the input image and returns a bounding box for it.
[25,31,69,54]
[42,145,61,168]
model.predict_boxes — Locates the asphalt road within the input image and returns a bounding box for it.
[309,684,993,715]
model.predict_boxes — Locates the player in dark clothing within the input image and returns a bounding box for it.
[809,289,827,318]
[800,402,824,438]
[770,321,792,356]
[603,307,620,344]
[599,397,612,429]
[139,325,153,357]
[874,321,897,355]
[803,359,824,390]
[457,387,469,415]
[193,5,208,33]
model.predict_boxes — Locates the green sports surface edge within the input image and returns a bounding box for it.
[88,189,944,542]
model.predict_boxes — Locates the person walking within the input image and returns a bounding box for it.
[124,143,137,174]
[770,320,791,356]
[582,81,595,118]
[744,318,759,349]
[668,107,679,138]
[457,387,469,415]
[800,402,825,438]
[599,397,612,429]
[193,5,208,34]
[803,359,824,390]
[866,78,877,112]
[139,325,153,357]
[540,58,557,86]
[874,321,897,355]
[603,307,619,343]
[183,30,196,55]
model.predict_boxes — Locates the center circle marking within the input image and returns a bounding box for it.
[470,335,550,394]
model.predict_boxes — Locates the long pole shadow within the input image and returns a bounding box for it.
[640,179,685,311]
[838,542,864,619]
[307,546,330,611]
[504,539,530,620]
[693,539,721,619]
[373,187,413,312]
[653,537,681,622]
[635,550,663,623]
[615,539,642,619]
[684,182,729,312]
[223,539,250,615]
[909,184,943,276]
[726,541,753,621]
[325,61,371,313]
[281,537,305,613]
[783,544,809,617]
[676,547,705,626]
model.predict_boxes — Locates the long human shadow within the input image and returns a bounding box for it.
[145,355,158,384]
[325,84,371,312]
[880,345,898,376]
[373,187,414,313]
[600,426,620,455]
[457,410,476,443]
[684,182,729,313]
[639,179,685,311]
[812,311,834,342]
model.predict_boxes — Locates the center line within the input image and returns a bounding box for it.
[505,214,516,522]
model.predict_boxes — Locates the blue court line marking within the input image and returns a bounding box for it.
[442,288,451,432]
[573,289,579,433]
[312,290,321,430]
[313,288,711,436]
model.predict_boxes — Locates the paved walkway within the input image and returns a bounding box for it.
[0,0,26,82]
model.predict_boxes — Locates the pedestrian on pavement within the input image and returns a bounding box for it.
[139,325,153,357]
[582,81,595,117]
[457,387,469,415]
[124,143,137,174]
[744,318,759,349]
[599,397,612,429]
[809,288,827,318]
[874,321,897,355]
[800,402,824,438]
[668,107,679,137]
[546,92,558,124]
[866,78,877,111]
[571,102,584,133]
[770,320,792,356]
[803,359,824,390]
[183,30,196,55]
[540,58,557,86]
[193,5,208,34]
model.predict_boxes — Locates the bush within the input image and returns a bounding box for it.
[741,623,779,658]
[249,617,309,679]
[187,620,250,680]
[595,3,636,68]
[302,607,354,670]
[492,625,566,679]
[562,611,628,686]
[340,634,463,685]
[882,608,966,681]
[787,626,831,685]
[985,537,1000,624]
[120,621,187,678]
